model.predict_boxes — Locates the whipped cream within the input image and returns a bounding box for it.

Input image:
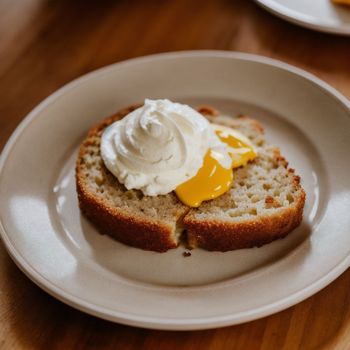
[101,99,231,196]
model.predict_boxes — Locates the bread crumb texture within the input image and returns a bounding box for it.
[76,106,305,252]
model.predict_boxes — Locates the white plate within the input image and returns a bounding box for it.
[1,51,350,330]
[255,0,350,35]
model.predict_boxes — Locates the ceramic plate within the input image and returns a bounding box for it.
[255,0,350,35]
[1,51,350,330]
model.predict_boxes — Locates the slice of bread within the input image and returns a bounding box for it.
[76,105,305,252]
[76,105,189,252]
[184,112,306,251]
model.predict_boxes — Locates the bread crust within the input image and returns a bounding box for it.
[76,183,179,252]
[76,104,306,252]
[184,191,305,251]
[76,104,182,252]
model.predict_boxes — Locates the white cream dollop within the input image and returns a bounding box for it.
[101,99,231,196]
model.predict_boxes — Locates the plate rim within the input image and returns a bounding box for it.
[255,0,350,35]
[1,50,350,330]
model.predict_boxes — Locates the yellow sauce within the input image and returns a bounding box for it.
[175,124,257,207]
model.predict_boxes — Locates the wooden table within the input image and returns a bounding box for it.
[1,1,350,349]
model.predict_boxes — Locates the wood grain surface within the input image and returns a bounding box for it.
[1,1,350,349]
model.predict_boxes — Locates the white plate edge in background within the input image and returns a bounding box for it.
[255,0,350,35]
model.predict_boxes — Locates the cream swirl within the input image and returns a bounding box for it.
[101,99,217,195]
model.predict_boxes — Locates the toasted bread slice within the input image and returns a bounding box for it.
[76,105,305,252]
[184,113,306,251]
[76,105,189,252]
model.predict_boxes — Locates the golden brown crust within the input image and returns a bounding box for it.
[76,181,178,252]
[184,191,305,251]
[197,105,219,117]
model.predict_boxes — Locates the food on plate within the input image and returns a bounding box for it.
[76,99,305,252]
